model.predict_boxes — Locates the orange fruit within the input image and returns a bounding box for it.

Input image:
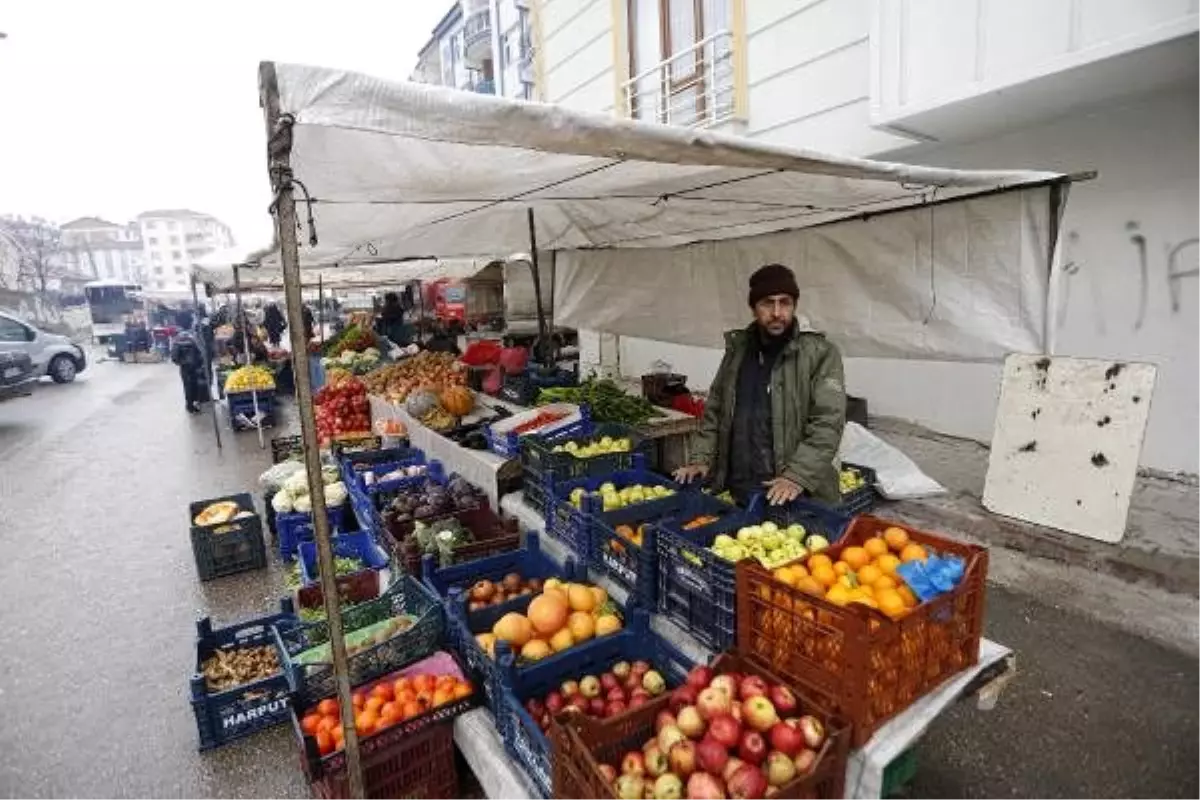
[528,592,570,636]
[433,687,455,706]
[550,627,575,653]
[872,574,897,592]
[568,611,596,642]
[364,696,384,714]
[567,584,597,613]
[897,586,918,608]
[590,585,608,607]
[808,553,833,573]
[797,576,825,597]
[811,564,837,588]
[857,564,882,587]
[883,527,910,552]
[380,702,401,724]
[792,564,809,579]
[825,584,852,606]
[900,543,928,563]
[864,537,888,558]
[521,639,552,661]
[877,590,907,620]
[595,614,623,636]
[401,700,421,719]
[833,561,850,576]
[876,554,902,576]
[317,698,339,717]
[355,710,379,736]
[842,546,870,570]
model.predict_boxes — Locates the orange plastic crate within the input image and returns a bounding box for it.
[736,515,987,747]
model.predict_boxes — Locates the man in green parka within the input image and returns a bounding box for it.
[674,263,846,506]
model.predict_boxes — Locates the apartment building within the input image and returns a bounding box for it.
[411,0,537,100]
[59,217,144,284]
[528,0,1199,474]
[137,209,234,294]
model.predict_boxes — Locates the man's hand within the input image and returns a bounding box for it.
[673,463,710,484]
[763,477,803,506]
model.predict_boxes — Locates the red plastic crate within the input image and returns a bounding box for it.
[309,721,458,800]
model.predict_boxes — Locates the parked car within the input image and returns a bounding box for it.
[0,309,88,383]
[0,351,36,401]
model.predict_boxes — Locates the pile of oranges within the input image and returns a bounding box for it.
[771,526,927,620]
[301,671,474,755]
[475,578,623,663]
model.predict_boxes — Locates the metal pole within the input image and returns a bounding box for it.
[318,274,325,347]
[526,207,551,365]
[234,264,266,449]
[260,61,365,799]
[191,275,222,449]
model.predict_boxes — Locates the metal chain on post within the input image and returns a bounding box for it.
[259,61,366,799]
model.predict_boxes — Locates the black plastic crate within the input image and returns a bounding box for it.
[521,423,648,489]
[188,493,267,581]
[270,434,304,464]
[228,390,276,431]
[837,461,879,514]
[190,598,296,750]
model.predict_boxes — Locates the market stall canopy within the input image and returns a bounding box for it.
[257,61,1072,360]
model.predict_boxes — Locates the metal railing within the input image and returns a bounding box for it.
[463,8,492,50]
[622,30,737,128]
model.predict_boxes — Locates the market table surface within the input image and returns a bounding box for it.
[487,492,1015,800]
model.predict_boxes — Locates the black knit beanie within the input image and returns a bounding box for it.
[747,263,799,307]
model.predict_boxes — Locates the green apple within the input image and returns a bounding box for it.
[807,534,830,553]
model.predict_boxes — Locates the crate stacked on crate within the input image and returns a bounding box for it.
[736,514,988,746]
[294,530,390,611]
[493,612,694,797]
[276,503,353,562]
[188,493,267,581]
[290,649,478,799]
[338,447,431,531]
[190,599,296,750]
[420,533,585,710]
[228,389,276,431]
[836,461,879,514]
[548,649,850,800]
[655,497,852,652]
[484,402,587,458]
[520,422,650,519]
[546,467,682,572]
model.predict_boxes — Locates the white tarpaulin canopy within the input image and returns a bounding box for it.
[256,61,1069,360]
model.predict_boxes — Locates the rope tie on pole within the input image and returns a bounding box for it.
[267,113,319,247]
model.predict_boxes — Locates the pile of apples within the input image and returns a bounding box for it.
[598,665,827,800]
[523,659,670,734]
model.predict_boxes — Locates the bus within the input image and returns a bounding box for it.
[84,280,143,343]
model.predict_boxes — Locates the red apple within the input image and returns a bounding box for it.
[676,705,706,739]
[608,686,628,703]
[625,674,644,693]
[622,751,647,776]
[643,670,667,696]
[655,710,678,734]
[644,743,669,777]
[658,724,687,755]
[726,764,767,800]
[768,721,806,757]
[729,703,743,724]
[709,675,737,699]
[668,740,697,778]
[561,679,580,697]
[599,763,618,783]
[686,665,714,692]
[581,676,602,698]
[738,675,769,701]
[686,772,727,800]
[631,693,650,709]
[545,691,565,714]
[670,685,700,713]
[589,697,607,716]
[697,687,734,721]
[613,661,632,679]
[696,736,730,775]
[768,685,798,716]
[797,715,825,749]
[793,749,817,775]
[737,730,767,765]
[654,773,684,800]
[742,696,779,732]
[707,712,742,748]
[601,672,621,692]
[565,697,588,715]
[526,698,546,718]
[766,751,796,787]
[606,700,628,718]
[616,774,646,800]
[722,757,748,786]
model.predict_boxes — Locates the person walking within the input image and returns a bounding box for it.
[673,263,846,506]
[375,292,412,347]
[170,331,208,414]
[264,303,287,347]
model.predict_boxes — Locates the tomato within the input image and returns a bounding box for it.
[379,702,401,726]
[364,696,384,714]
[301,713,322,735]
[355,710,379,737]
[316,730,335,756]
[371,683,394,702]
[316,698,338,717]
[351,691,367,709]
[412,674,436,694]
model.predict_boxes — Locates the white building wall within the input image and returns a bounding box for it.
[537,0,618,112]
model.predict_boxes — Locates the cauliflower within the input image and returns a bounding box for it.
[271,491,294,514]
[293,494,313,514]
[324,481,348,507]
[284,471,311,499]
[321,465,340,485]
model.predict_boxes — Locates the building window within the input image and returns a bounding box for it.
[145,220,158,229]
[154,266,163,275]
[171,250,182,260]
[174,266,184,275]
[170,235,180,245]
[148,237,158,246]
[169,221,179,231]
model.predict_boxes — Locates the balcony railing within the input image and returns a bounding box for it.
[463,9,492,67]
[622,30,736,128]
[463,77,495,95]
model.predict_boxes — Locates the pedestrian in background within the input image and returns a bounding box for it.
[170,331,207,414]
[264,303,286,347]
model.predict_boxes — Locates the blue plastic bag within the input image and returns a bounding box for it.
[896,555,965,603]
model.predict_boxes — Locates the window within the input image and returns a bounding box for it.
[0,315,30,343]
[152,252,162,262]
[148,237,158,246]
[170,235,180,245]
[169,221,179,231]
[174,266,184,275]
[145,220,158,229]
[171,250,182,260]
[154,266,163,275]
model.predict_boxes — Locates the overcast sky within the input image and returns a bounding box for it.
[0,0,448,252]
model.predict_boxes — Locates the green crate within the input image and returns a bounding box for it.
[882,748,918,797]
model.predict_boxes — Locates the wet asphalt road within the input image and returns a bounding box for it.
[0,362,1196,798]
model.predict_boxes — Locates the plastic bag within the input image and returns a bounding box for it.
[837,422,946,500]
[259,460,306,491]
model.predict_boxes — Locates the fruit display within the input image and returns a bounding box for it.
[200,645,280,692]
[381,475,484,527]
[462,572,554,612]
[538,377,665,426]
[300,668,474,755]
[567,481,678,513]
[838,467,866,496]
[224,364,276,393]
[321,347,381,375]
[360,352,467,404]
[551,434,634,459]
[709,522,828,570]
[523,659,672,733]
[323,323,378,358]
[440,385,475,417]
[314,374,371,446]
[512,408,570,436]
[270,465,348,514]
[597,664,831,800]
[294,614,418,666]
[474,579,623,664]
[773,525,927,619]
[420,406,456,432]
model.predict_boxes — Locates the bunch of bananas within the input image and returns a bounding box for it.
[225,365,276,393]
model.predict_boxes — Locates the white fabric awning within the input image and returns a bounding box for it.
[254,61,1071,360]
[192,255,490,293]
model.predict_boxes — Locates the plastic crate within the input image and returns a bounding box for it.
[190,598,296,750]
[343,457,437,512]
[522,469,550,518]
[547,467,681,565]
[590,489,732,609]
[228,389,276,431]
[837,462,879,515]
[272,574,444,707]
[292,652,474,799]
[736,515,988,747]
[550,649,850,800]
[374,495,520,575]
[330,434,384,459]
[295,530,390,610]
[188,494,267,581]
[882,748,918,797]
[521,422,649,489]
[655,497,852,652]
[270,434,304,464]
[494,616,694,797]
[276,502,350,562]
[484,403,588,458]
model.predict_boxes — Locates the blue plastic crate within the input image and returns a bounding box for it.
[271,574,444,708]
[190,598,296,750]
[344,458,442,514]
[520,424,654,523]
[276,502,350,562]
[297,530,389,585]
[338,444,426,474]
[227,389,276,431]
[485,405,592,458]
[655,496,852,651]
[493,613,695,798]
[547,466,679,563]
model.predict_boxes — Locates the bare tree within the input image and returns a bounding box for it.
[0,216,66,296]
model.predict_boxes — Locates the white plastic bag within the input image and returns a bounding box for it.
[838,422,946,500]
